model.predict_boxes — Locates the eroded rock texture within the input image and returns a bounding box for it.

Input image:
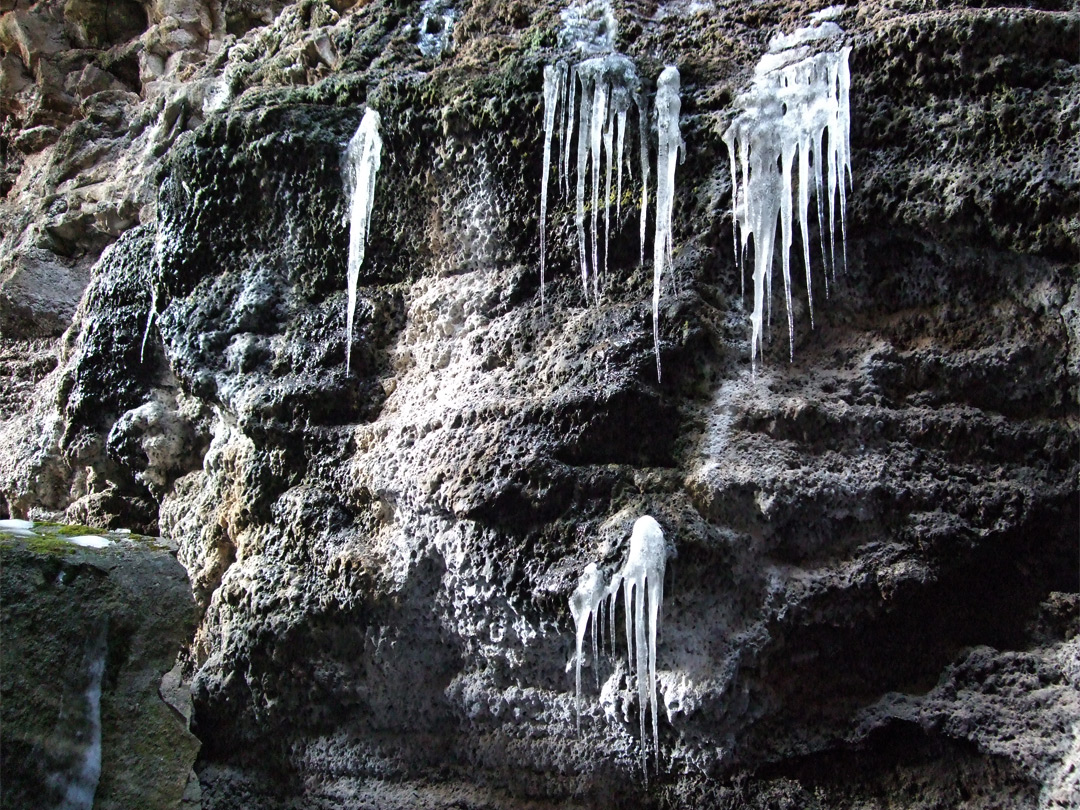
[1,0,1077,808]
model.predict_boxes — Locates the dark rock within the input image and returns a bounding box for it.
[0,0,1077,807]
[0,530,200,810]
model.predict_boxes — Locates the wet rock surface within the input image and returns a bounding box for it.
[0,528,200,810]
[1,0,1077,808]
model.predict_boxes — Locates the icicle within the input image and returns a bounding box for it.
[837,47,852,275]
[602,98,615,294]
[568,514,668,780]
[620,515,667,777]
[589,79,607,302]
[638,98,649,268]
[541,63,566,313]
[141,222,169,364]
[606,570,621,661]
[545,54,642,305]
[563,65,577,200]
[727,135,743,300]
[780,130,796,360]
[814,126,830,293]
[723,19,852,371]
[652,66,681,382]
[342,108,382,373]
[614,89,628,221]
[575,70,593,299]
[139,286,157,364]
[569,562,607,729]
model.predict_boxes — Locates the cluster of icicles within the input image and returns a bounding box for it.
[725,14,852,371]
[340,19,851,380]
[570,516,667,778]
[539,56,682,380]
[538,12,851,378]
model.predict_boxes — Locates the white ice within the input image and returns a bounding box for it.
[343,108,383,373]
[569,562,608,728]
[67,535,114,549]
[618,515,667,776]
[541,62,568,312]
[652,66,682,381]
[0,518,34,530]
[569,515,668,776]
[544,53,643,304]
[723,17,851,372]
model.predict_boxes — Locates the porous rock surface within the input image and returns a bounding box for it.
[1,0,1077,807]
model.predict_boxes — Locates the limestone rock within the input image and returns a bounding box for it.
[0,1,1077,808]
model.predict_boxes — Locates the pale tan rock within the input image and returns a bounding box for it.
[0,247,89,337]
[0,9,68,70]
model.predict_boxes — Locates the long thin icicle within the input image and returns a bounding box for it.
[602,99,615,293]
[589,79,607,301]
[563,65,576,200]
[541,63,567,312]
[140,286,157,363]
[343,108,382,373]
[575,71,593,298]
[638,99,649,268]
[652,66,682,382]
[614,89,628,221]
[723,19,852,372]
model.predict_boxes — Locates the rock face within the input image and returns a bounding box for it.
[1,0,1077,808]
[0,529,200,810]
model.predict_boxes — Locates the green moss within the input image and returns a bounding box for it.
[35,522,107,537]
[0,534,77,557]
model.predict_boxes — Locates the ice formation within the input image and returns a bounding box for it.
[342,108,383,373]
[0,518,35,538]
[722,15,852,371]
[652,66,682,380]
[67,535,114,549]
[540,62,568,312]
[559,0,617,54]
[617,515,667,773]
[539,52,683,381]
[568,515,667,775]
[540,53,644,303]
[569,562,608,728]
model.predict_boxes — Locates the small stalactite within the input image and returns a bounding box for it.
[342,108,383,373]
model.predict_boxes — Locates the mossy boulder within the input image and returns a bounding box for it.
[0,532,200,810]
